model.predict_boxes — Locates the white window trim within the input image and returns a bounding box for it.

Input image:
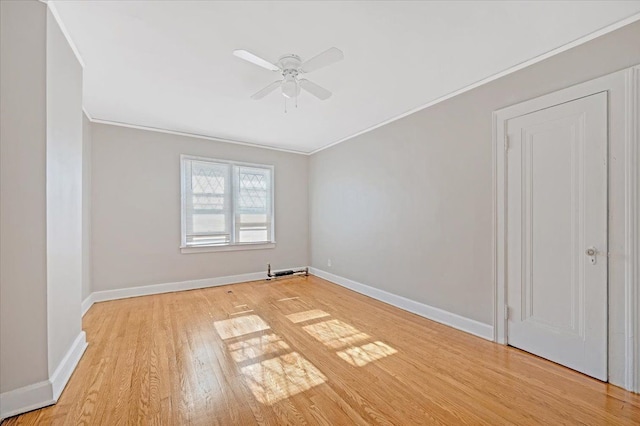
[180,154,276,253]
[180,242,276,254]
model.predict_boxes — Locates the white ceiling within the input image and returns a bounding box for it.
[52,1,640,153]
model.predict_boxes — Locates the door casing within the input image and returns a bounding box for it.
[493,65,640,391]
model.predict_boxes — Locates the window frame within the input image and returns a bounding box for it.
[180,154,275,253]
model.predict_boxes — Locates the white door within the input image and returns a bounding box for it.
[506,92,608,380]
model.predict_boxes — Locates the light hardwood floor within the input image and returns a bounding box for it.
[4,275,640,425]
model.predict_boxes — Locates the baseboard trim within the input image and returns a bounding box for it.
[50,332,88,400]
[0,380,54,422]
[81,294,94,317]
[82,270,285,316]
[309,267,494,341]
[0,331,87,421]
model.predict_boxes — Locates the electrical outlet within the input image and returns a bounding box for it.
[327,259,332,267]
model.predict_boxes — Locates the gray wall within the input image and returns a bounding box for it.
[45,8,84,374]
[82,113,92,301]
[309,21,640,326]
[91,124,309,292]
[0,0,49,393]
[1,0,85,397]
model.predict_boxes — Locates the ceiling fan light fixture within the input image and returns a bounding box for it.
[281,76,298,99]
[235,47,343,106]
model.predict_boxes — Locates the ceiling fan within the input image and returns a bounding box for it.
[233,47,343,104]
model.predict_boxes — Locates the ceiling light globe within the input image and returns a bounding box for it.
[282,78,299,99]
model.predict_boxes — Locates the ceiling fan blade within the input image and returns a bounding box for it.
[250,80,282,100]
[299,79,332,100]
[233,49,280,72]
[300,47,344,73]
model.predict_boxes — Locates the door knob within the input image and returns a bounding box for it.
[586,247,597,264]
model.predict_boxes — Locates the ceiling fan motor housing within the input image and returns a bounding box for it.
[278,55,302,98]
[278,54,302,72]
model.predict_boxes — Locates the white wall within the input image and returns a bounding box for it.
[45,8,84,375]
[0,0,49,394]
[82,113,92,301]
[90,123,309,292]
[309,20,640,383]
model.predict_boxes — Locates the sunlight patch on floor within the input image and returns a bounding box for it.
[286,309,330,324]
[214,315,270,339]
[302,319,370,349]
[241,352,326,405]
[337,341,398,367]
[227,333,291,363]
[276,297,300,302]
[230,309,255,316]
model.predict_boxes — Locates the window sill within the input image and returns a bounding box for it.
[180,242,276,254]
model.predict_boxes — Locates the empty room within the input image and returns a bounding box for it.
[2,0,640,424]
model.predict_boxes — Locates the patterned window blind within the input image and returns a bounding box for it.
[181,156,274,247]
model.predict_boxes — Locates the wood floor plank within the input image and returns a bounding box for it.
[4,275,640,425]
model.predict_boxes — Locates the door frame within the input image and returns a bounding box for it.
[492,65,640,391]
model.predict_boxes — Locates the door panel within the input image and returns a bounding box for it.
[506,92,608,380]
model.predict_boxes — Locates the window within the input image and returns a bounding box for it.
[181,155,274,252]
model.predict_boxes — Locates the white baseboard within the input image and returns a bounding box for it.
[309,267,494,341]
[0,380,54,422]
[81,293,94,317]
[50,332,88,400]
[0,331,87,421]
[82,270,284,316]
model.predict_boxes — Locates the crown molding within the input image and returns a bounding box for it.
[309,12,640,155]
[87,116,310,156]
[46,1,86,68]
[73,8,640,156]
[81,107,93,121]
